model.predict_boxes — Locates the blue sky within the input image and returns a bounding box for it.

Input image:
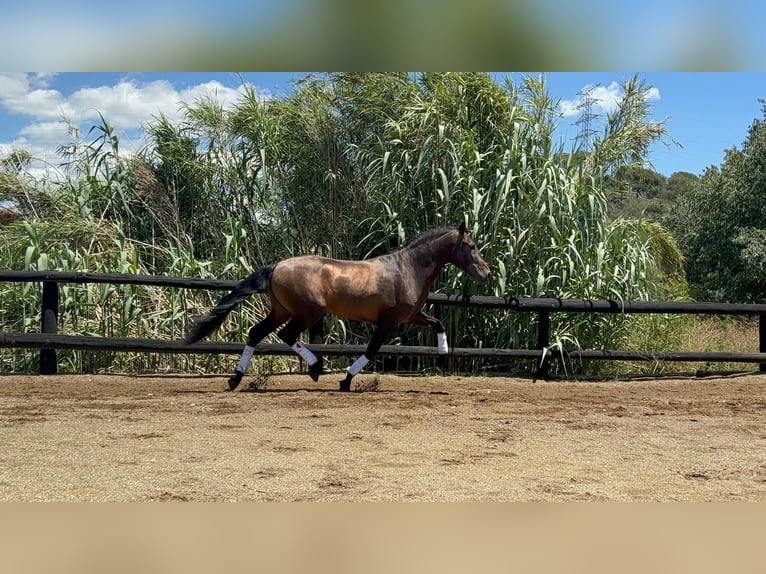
[539,72,766,176]
[0,72,763,178]
[4,1,765,70]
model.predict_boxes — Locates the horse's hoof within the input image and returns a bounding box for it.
[308,361,322,382]
[308,357,324,380]
[228,371,244,391]
[338,375,352,392]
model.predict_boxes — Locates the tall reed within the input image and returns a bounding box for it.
[1,73,683,376]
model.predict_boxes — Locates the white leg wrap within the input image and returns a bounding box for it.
[236,345,255,373]
[437,332,449,354]
[347,354,370,376]
[291,341,318,366]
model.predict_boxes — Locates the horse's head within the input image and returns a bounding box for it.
[450,221,490,284]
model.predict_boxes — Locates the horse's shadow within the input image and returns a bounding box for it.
[173,385,448,395]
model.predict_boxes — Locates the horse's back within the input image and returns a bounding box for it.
[270,255,403,323]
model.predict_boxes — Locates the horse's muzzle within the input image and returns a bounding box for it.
[470,264,490,284]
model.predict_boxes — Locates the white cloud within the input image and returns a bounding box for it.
[18,121,70,141]
[0,73,265,169]
[0,73,64,118]
[559,81,661,118]
[62,79,252,128]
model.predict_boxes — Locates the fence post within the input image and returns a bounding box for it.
[40,281,58,374]
[760,314,766,372]
[536,311,551,379]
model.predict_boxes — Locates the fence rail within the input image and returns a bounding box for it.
[2,270,766,377]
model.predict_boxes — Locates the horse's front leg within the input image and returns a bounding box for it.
[410,310,448,354]
[340,321,394,392]
[408,309,450,372]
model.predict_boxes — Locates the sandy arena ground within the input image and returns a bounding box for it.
[1,371,765,501]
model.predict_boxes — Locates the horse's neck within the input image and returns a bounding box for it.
[401,232,455,288]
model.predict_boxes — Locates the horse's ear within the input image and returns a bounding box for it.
[458,221,466,235]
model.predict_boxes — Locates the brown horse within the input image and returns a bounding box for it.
[184,221,490,391]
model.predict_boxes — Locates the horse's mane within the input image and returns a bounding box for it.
[403,226,456,249]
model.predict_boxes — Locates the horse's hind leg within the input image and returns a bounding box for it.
[307,316,325,380]
[229,311,281,391]
[278,314,324,381]
[339,320,394,392]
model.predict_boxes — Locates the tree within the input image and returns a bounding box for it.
[664,171,697,201]
[669,101,766,302]
[604,165,668,220]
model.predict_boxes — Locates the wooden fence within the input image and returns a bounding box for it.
[2,270,766,377]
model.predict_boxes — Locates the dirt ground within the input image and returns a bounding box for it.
[1,371,765,501]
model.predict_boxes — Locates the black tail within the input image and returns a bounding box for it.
[184,265,275,344]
